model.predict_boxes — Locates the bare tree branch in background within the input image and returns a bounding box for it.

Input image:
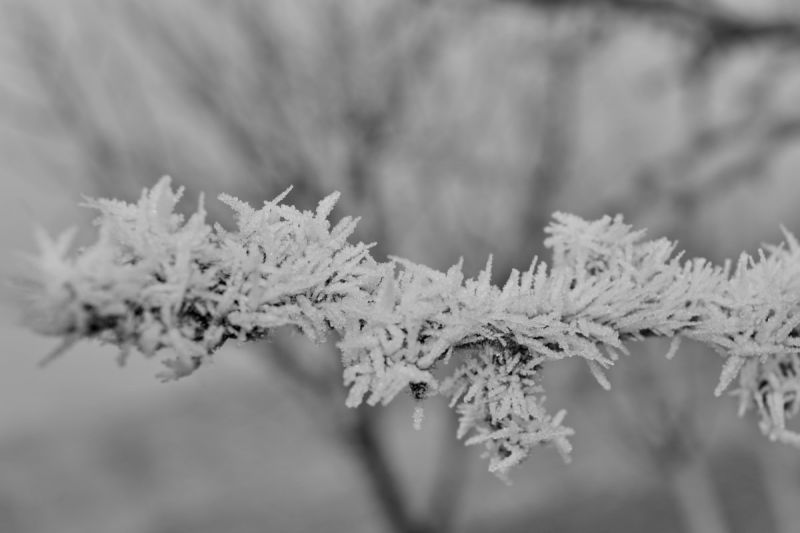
[486,0,800,243]
[498,0,800,52]
[320,0,437,256]
[601,51,800,237]
[518,15,599,254]
[10,6,167,199]
[125,2,319,203]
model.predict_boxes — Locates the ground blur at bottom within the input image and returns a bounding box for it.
[0,324,782,533]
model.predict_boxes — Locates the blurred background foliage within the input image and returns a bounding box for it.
[3,0,800,532]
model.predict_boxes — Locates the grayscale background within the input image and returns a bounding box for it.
[1,1,800,532]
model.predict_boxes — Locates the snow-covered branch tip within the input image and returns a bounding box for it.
[13,177,800,480]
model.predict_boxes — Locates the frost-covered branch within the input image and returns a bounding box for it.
[14,177,800,480]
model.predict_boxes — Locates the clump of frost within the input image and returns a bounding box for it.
[15,177,378,381]
[15,178,800,479]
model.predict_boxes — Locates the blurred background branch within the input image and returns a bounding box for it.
[498,0,800,50]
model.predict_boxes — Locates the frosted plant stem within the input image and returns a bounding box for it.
[18,178,800,480]
[668,458,729,533]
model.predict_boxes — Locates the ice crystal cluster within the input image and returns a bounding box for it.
[14,178,800,479]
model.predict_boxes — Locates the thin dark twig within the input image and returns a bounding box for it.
[497,0,800,50]
[345,408,434,533]
[425,408,470,533]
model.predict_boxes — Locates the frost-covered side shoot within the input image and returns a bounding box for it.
[14,177,800,480]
